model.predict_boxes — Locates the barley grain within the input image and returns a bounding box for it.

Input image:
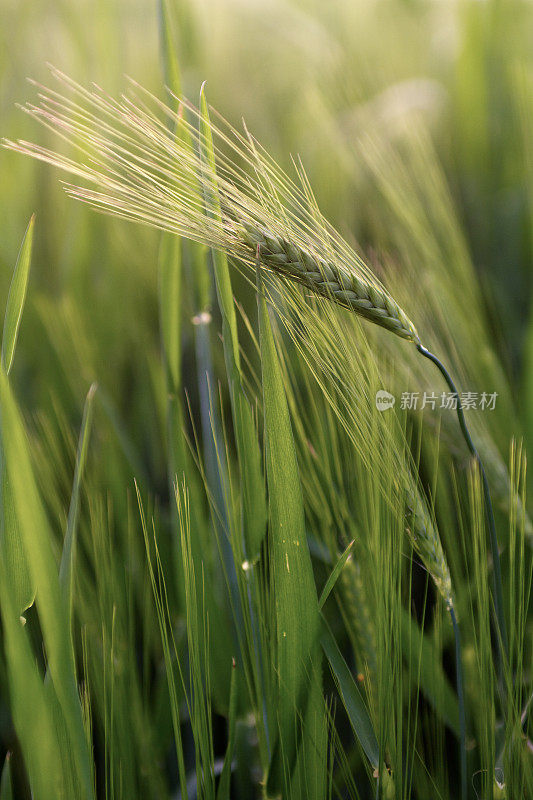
[2,69,418,344]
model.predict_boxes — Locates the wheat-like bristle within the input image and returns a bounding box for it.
[2,68,419,344]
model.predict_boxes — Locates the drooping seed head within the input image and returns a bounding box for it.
[3,67,419,343]
[406,487,453,607]
[239,224,418,340]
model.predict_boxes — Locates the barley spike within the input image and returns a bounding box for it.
[240,224,419,341]
[2,69,419,345]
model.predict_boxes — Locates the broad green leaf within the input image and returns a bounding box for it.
[0,371,94,800]
[257,273,326,798]
[319,539,355,610]
[0,215,36,617]
[0,557,66,798]
[320,618,379,769]
[59,382,97,627]
[2,214,34,375]
[0,464,34,617]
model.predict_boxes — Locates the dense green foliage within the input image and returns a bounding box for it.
[0,1,532,798]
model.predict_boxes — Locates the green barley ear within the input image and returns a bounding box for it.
[5,71,481,797]
[406,486,453,608]
[3,70,462,611]
[240,225,419,341]
[3,68,418,347]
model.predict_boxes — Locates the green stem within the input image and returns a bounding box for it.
[449,604,467,800]
[416,343,508,669]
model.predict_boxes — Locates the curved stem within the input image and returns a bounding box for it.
[450,604,467,800]
[416,343,508,669]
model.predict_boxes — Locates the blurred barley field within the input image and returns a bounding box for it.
[0,1,532,798]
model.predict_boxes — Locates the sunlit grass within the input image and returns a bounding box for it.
[0,2,532,799]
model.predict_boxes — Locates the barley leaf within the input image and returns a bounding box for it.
[2,214,34,376]
[0,371,94,800]
[0,215,36,617]
[257,272,326,798]
[400,608,459,736]
[159,233,182,393]
[319,539,355,610]
[59,382,97,626]
[200,88,266,560]
[158,0,182,99]
[0,463,34,617]
[158,2,208,525]
[158,0,188,493]
[157,0,188,437]
[0,557,66,798]
[199,85,240,368]
[320,617,379,769]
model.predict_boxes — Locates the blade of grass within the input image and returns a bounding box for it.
[0,215,36,618]
[0,462,34,618]
[158,0,189,490]
[158,0,182,102]
[159,231,182,396]
[158,6,213,622]
[399,608,460,737]
[0,557,66,798]
[200,86,267,562]
[0,371,94,800]
[58,382,97,627]
[2,214,34,376]
[320,617,379,771]
[319,539,355,611]
[257,268,326,798]
[136,482,189,800]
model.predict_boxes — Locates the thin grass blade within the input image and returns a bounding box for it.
[1,214,34,376]
[257,270,326,798]
[200,86,266,560]
[0,215,36,617]
[0,371,94,799]
[319,539,355,611]
[400,608,460,737]
[58,382,97,627]
[0,557,66,798]
[320,618,379,770]
[158,0,182,100]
